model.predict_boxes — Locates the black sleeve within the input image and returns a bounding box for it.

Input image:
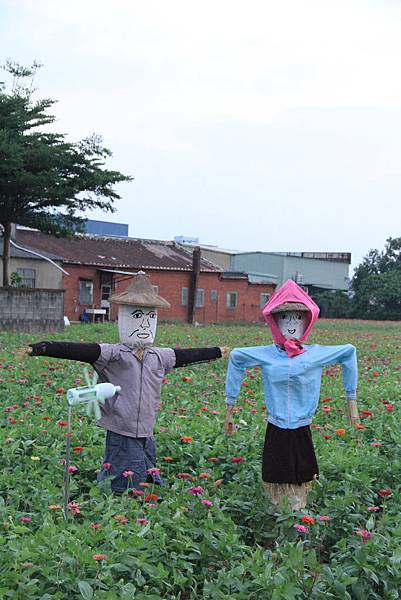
[173,347,222,368]
[29,341,101,364]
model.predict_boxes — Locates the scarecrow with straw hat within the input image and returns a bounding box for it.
[224,279,359,510]
[27,271,229,493]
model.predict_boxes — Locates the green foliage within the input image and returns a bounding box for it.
[313,290,352,319]
[352,237,401,320]
[0,60,132,285]
[0,320,401,597]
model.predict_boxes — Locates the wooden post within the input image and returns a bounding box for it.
[187,246,201,324]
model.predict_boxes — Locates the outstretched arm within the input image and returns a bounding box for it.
[28,341,101,364]
[317,344,359,425]
[225,346,265,434]
[173,346,229,368]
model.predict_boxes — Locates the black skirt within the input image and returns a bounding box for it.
[262,422,319,485]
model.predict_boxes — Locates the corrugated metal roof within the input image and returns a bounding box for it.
[0,237,63,261]
[15,230,222,272]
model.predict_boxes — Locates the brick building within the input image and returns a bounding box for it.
[15,229,275,324]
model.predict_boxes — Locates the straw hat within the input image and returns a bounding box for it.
[109,271,171,308]
[271,302,309,314]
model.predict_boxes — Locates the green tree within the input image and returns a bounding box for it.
[352,237,401,320]
[0,60,132,286]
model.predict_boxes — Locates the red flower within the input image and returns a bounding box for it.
[136,518,149,525]
[56,388,65,394]
[301,515,315,525]
[92,554,107,561]
[102,462,111,469]
[361,410,373,418]
[162,456,174,461]
[378,488,392,497]
[57,421,68,427]
[176,472,192,480]
[90,523,102,529]
[145,493,159,502]
[182,376,192,382]
[180,436,193,443]
[208,457,220,463]
[73,446,85,453]
[231,456,245,463]
[384,404,394,412]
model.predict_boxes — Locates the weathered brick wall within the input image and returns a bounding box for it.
[0,288,65,332]
[62,266,275,324]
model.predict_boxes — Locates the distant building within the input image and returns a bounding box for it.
[15,229,274,324]
[230,252,351,293]
[84,219,129,238]
[177,240,350,293]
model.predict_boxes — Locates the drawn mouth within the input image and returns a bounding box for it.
[136,332,150,339]
[288,329,296,334]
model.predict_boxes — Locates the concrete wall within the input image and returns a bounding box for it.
[0,258,63,289]
[0,288,65,332]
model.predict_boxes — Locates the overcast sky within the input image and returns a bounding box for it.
[2,0,401,271]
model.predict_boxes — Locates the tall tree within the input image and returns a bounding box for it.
[0,60,132,286]
[352,237,401,320]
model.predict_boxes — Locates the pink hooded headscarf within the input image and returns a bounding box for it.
[262,279,320,357]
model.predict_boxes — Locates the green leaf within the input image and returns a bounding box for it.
[78,581,94,600]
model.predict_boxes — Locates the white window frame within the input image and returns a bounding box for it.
[181,287,188,306]
[260,293,270,308]
[79,280,94,305]
[195,288,205,308]
[226,291,238,309]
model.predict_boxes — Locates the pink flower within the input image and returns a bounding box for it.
[90,523,102,529]
[356,529,373,543]
[176,472,192,480]
[19,516,32,523]
[188,486,205,496]
[102,462,111,469]
[201,500,213,507]
[147,467,160,476]
[293,524,309,533]
[68,465,78,473]
[371,442,381,447]
[67,502,81,514]
[122,470,134,478]
[318,515,332,522]
[92,554,107,561]
[367,506,380,512]
[136,518,149,525]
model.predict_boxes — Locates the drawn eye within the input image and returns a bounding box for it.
[148,311,156,319]
[296,314,302,320]
[132,310,144,319]
[281,315,287,320]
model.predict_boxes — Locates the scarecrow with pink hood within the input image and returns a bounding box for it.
[224,280,359,510]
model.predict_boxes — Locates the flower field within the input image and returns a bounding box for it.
[1,319,401,599]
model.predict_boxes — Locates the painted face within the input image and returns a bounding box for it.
[276,310,306,340]
[118,304,158,346]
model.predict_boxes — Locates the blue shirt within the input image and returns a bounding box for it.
[225,344,358,429]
